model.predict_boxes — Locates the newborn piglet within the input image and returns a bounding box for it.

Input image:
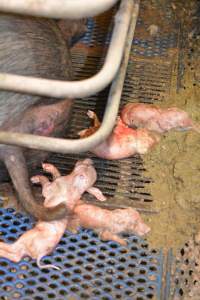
[35,158,106,210]
[68,201,150,246]
[121,103,200,134]
[0,162,68,269]
[0,159,106,269]
[79,111,159,160]
[0,219,67,270]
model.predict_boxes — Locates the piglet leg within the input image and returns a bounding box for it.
[31,175,50,187]
[67,217,80,234]
[78,110,101,138]
[87,187,107,201]
[99,230,127,246]
[31,175,52,202]
[42,163,61,180]
[87,110,101,127]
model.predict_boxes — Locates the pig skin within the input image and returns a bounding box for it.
[79,111,159,159]
[0,159,106,269]
[121,103,200,134]
[68,202,150,246]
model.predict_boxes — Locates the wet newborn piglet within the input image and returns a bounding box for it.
[35,158,106,210]
[0,162,67,270]
[0,159,106,269]
[79,111,159,160]
[32,159,149,247]
[121,103,200,134]
[68,201,150,246]
[0,219,68,270]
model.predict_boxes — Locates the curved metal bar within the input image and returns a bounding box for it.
[0,0,139,153]
[0,0,119,19]
[0,0,132,99]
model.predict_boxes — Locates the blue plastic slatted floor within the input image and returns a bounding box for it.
[82,14,178,57]
[0,206,163,300]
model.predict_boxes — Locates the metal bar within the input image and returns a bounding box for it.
[0,0,140,154]
[0,0,132,99]
[0,0,119,19]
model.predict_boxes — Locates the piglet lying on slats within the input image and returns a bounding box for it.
[78,110,159,159]
[0,159,150,268]
[0,159,105,269]
[121,103,200,134]
[0,219,68,270]
[68,201,150,246]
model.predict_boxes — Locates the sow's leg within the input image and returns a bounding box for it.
[0,97,73,221]
[0,146,67,221]
[0,99,72,221]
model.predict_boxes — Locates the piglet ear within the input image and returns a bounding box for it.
[73,174,86,190]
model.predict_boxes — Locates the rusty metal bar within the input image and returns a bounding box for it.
[0,0,139,153]
[0,0,132,99]
[0,0,119,19]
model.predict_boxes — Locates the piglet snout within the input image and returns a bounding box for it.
[75,158,93,168]
[135,221,150,236]
[82,158,93,166]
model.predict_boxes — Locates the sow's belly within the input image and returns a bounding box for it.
[0,98,73,182]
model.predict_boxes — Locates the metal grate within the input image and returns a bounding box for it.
[132,33,178,58]
[0,206,163,300]
[44,153,153,211]
[120,60,173,104]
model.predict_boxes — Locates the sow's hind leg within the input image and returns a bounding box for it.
[0,146,67,221]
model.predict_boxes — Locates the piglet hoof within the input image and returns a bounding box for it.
[118,239,128,247]
[98,195,107,202]
[87,187,107,202]
[30,175,50,188]
[42,163,61,179]
[87,110,95,119]
[31,176,40,184]
[42,163,54,172]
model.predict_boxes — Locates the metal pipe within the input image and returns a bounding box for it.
[0,0,132,99]
[0,0,139,153]
[0,0,119,19]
